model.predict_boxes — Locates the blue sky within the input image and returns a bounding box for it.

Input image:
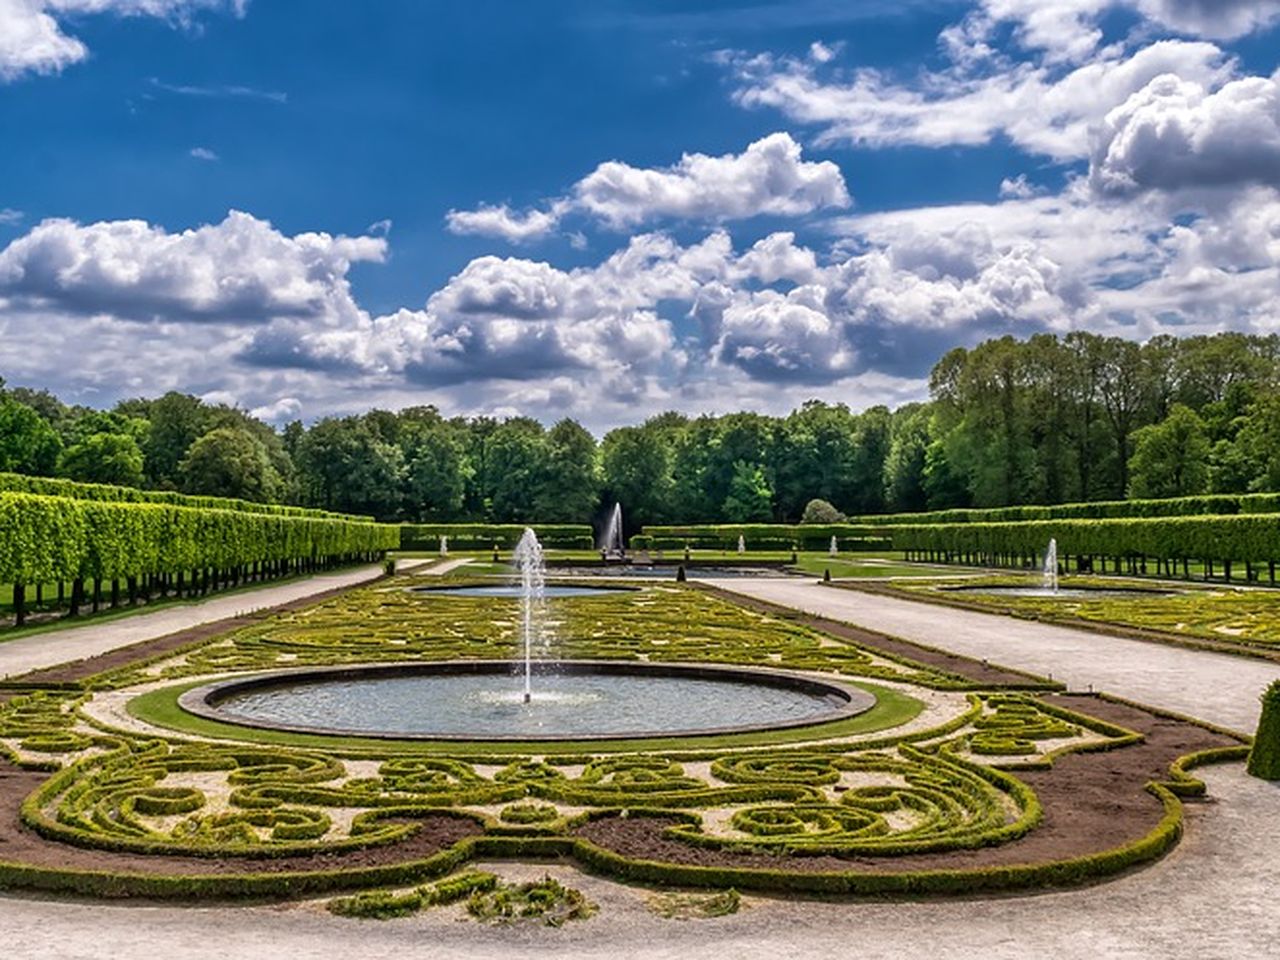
[3,0,1280,429]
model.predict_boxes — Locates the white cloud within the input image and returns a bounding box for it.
[444,204,564,243]
[0,208,23,225]
[728,40,1233,161]
[189,146,219,161]
[444,133,850,241]
[0,209,385,324]
[248,395,301,422]
[0,1,247,81]
[1092,70,1280,195]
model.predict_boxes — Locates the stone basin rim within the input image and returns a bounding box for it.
[175,659,876,742]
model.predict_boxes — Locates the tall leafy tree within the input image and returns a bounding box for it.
[58,432,145,487]
[0,398,62,475]
[722,460,774,522]
[535,419,599,521]
[601,425,673,529]
[1127,405,1211,499]
[178,427,283,502]
[294,417,404,519]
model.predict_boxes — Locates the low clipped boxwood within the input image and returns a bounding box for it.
[1247,680,1280,780]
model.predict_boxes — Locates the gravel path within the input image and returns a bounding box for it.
[0,565,387,680]
[705,578,1280,733]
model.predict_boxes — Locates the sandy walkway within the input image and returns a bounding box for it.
[705,578,1280,733]
[0,564,387,680]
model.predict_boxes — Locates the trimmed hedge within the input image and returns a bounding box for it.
[886,514,1280,571]
[850,492,1280,526]
[0,472,367,521]
[400,524,594,551]
[1247,681,1280,780]
[635,524,890,552]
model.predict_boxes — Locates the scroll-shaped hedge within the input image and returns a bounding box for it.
[0,492,399,586]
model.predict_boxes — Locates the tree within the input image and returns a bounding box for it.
[722,461,774,522]
[401,419,467,520]
[294,417,404,519]
[800,498,845,523]
[58,432,145,486]
[177,427,283,502]
[883,405,931,512]
[143,392,212,487]
[0,398,62,475]
[601,425,673,528]
[1127,405,1210,499]
[480,419,546,522]
[1212,394,1280,493]
[535,419,599,521]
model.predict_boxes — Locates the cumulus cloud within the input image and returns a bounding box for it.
[189,146,219,161]
[0,210,385,324]
[444,133,850,241]
[1091,70,1280,195]
[727,40,1232,161]
[0,0,247,81]
[444,204,564,243]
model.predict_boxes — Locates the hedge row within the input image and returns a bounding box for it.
[635,524,890,552]
[851,491,1280,526]
[0,472,367,521]
[400,524,594,551]
[0,492,399,615]
[886,514,1280,569]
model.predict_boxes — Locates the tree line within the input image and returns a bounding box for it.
[3,330,1280,527]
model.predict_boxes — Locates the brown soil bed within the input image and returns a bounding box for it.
[574,694,1240,875]
[6,579,377,688]
[698,584,1049,688]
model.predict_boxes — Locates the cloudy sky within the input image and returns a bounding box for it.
[2,0,1280,430]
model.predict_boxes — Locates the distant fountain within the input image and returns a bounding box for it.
[1042,538,1059,595]
[439,534,448,558]
[737,535,746,554]
[599,503,625,561]
[513,528,546,703]
[829,535,839,557]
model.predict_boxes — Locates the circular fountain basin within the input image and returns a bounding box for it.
[412,584,631,599]
[177,661,874,741]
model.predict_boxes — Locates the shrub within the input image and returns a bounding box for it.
[1247,680,1280,780]
[801,499,846,524]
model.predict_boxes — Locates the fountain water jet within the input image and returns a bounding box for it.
[439,534,448,558]
[1043,538,1059,595]
[737,535,746,554]
[829,535,839,557]
[513,528,546,703]
[599,503,625,561]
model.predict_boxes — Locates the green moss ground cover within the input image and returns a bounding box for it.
[0,571,1247,902]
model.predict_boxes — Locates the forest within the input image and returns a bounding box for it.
[3,330,1279,528]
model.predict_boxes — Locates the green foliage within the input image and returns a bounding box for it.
[647,888,740,919]
[0,399,62,475]
[57,433,146,487]
[466,876,597,926]
[1246,681,1280,780]
[178,427,283,502]
[400,523,593,551]
[800,499,845,524]
[0,491,398,585]
[1127,405,1210,499]
[722,461,774,523]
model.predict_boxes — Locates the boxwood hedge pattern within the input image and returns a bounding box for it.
[0,579,1246,901]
